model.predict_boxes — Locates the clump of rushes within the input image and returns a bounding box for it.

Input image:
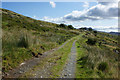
[18,35,29,48]
[86,38,97,45]
[98,62,108,72]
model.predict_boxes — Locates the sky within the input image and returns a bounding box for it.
[2,1,119,32]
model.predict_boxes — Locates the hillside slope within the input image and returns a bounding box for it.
[76,29,119,78]
[1,8,119,78]
[1,8,79,73]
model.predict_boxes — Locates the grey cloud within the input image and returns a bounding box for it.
[65,15,101,21]
[98,2,113,5]
[89,7,118,18]
[64,3,118,22]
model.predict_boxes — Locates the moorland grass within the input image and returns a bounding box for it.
[2,8,79,72]
[76,31,118,78]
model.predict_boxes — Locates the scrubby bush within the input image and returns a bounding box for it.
[86,38,97,45]
[68,25,74,29]
[79,27,87,30]
[98,62,108,72]
[94,31,97,36]
[94,31,97,34]
[58,23,67,29]
[88,27,93,31]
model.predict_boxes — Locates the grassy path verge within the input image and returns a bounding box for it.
[75,34,97,78]
[75,35,88,78]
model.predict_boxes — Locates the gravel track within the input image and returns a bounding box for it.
[60,40,77,78]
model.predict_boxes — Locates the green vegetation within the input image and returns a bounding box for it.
[76,30,119,78]
[76,34,95,78]
[1,8,119,78]
[86,38,97,45]
[21,36,78,78]
[68,25,74,29]
[2,8,79,72]
[57,23,74,29]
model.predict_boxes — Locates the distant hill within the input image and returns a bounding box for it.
[109,32,120,35]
